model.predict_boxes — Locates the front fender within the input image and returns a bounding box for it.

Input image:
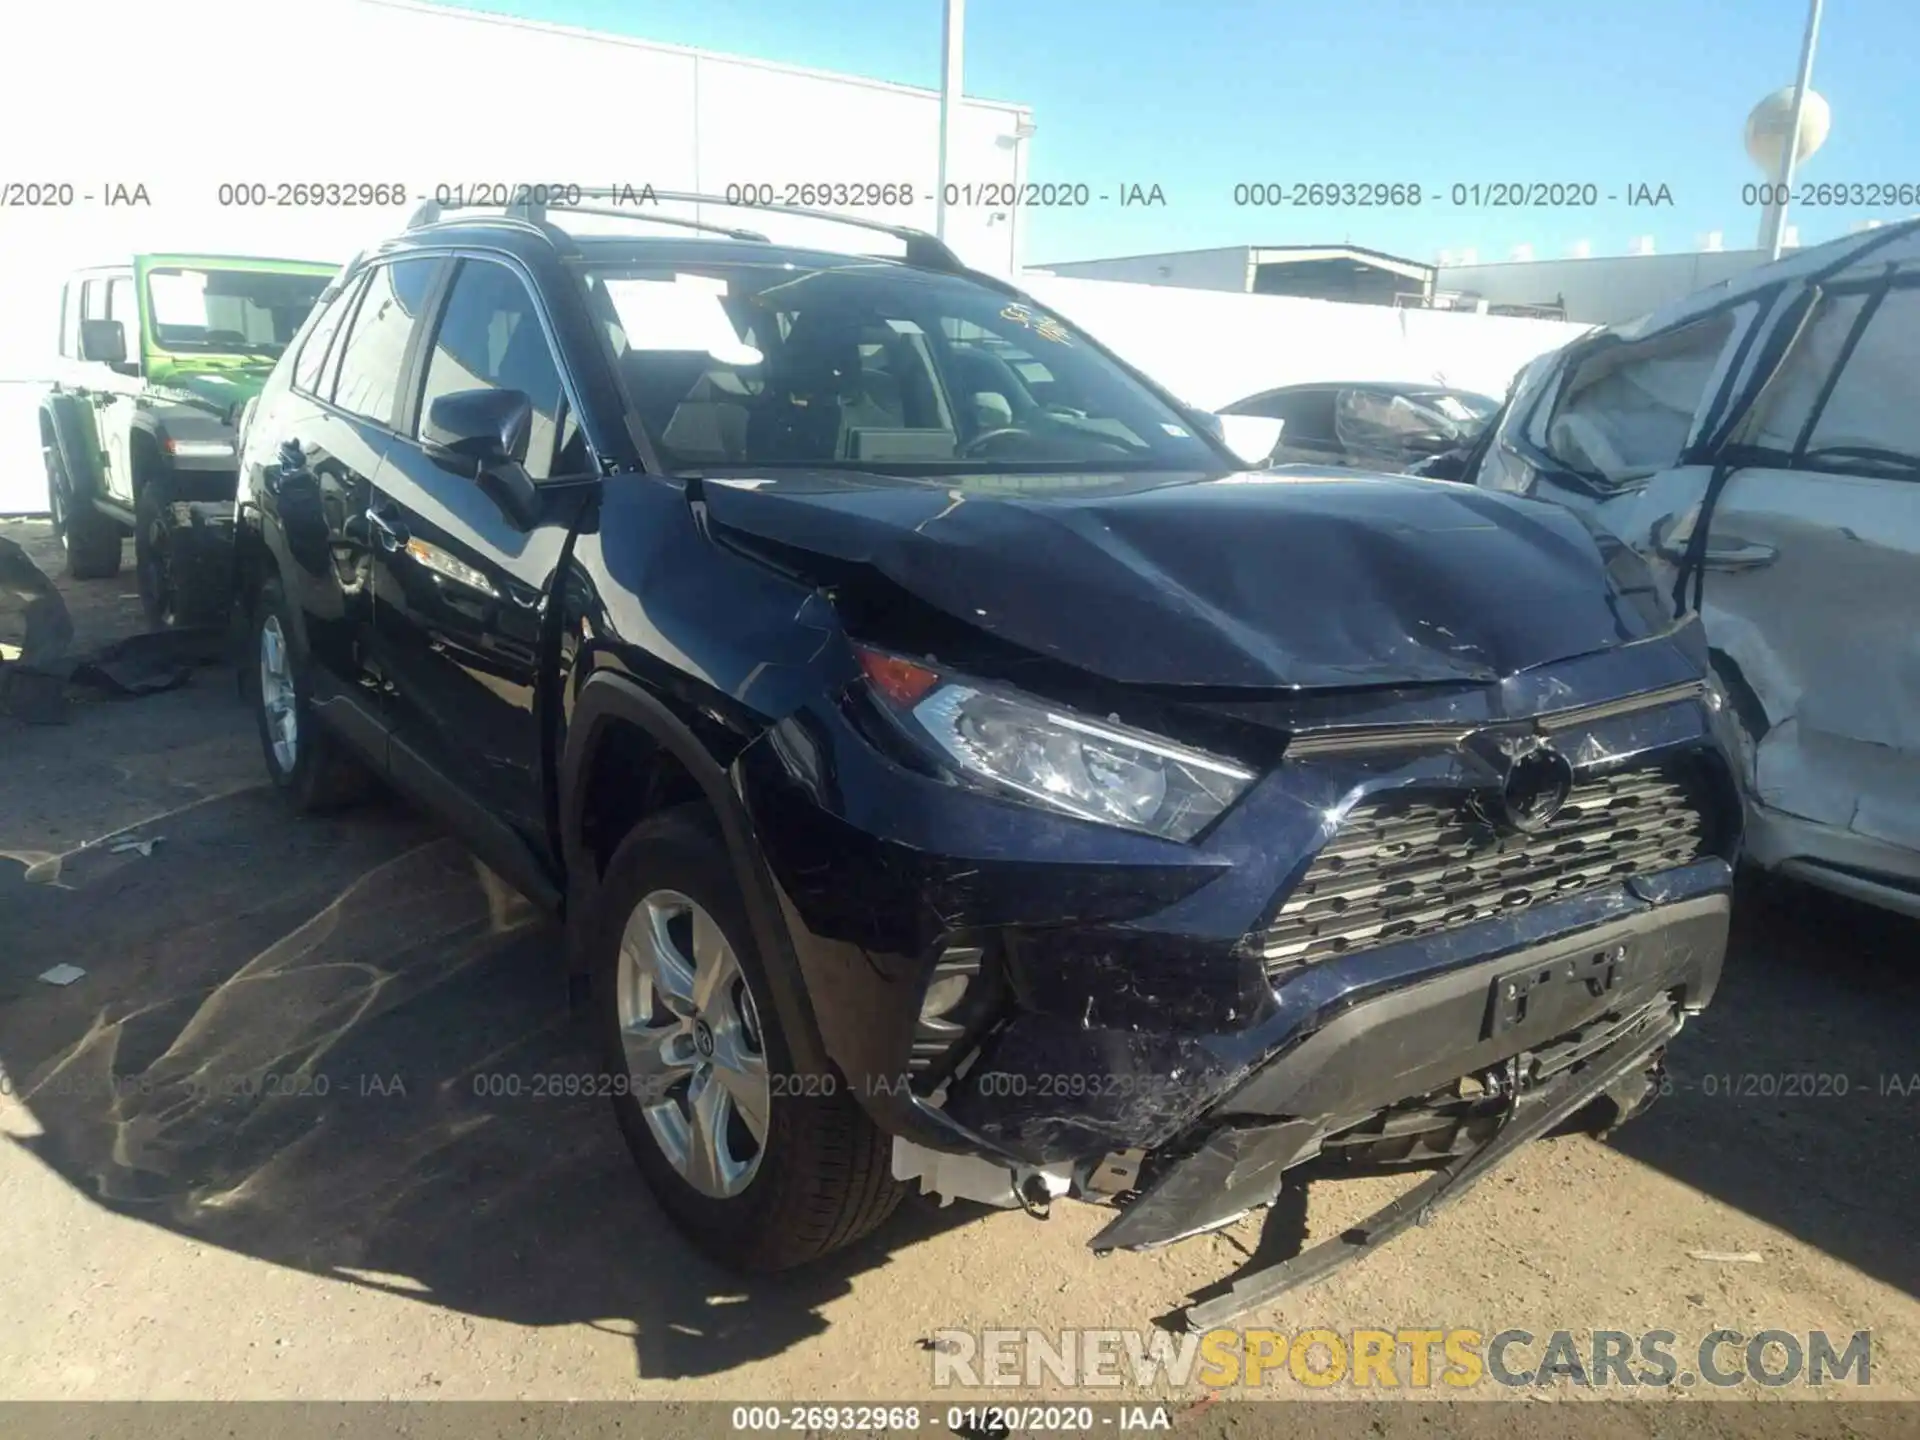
[557,667,835,1078]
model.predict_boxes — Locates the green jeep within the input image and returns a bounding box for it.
[40,254,337,626]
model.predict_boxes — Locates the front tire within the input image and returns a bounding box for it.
[248,579,374,813]
[137,482,228,629]
[46,445,123,580]
[591,805,905,1271]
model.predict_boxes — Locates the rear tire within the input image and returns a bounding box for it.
[46,446,123,580]
[590,804,905,1271]
[248,579,375,814]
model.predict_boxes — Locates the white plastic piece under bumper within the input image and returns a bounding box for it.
[891,1136,1075,1209]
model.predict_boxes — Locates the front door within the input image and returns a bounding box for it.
[368,255,597,862]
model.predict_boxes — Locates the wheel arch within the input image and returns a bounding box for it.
[39,393,105,501]
[128,421,170,501]
[559,669,832,1075]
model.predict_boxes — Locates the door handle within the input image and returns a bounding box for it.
[1650,515,1779,572]
[1698,541,1778,571]
[365,507,409,552]
[1653,535,1779,571]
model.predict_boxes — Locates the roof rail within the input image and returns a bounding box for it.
[404,195,768,244]
[405,186,971,276]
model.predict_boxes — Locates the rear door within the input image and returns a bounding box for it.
[51,277,105,492]
[63,272,144,505]
[257,256,443,738]
[368,254,596,865]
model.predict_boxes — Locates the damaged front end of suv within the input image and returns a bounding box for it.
[706,465,1742,1323]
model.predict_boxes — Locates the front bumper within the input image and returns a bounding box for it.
[1090,890,1725,1253]
[735,645,1740,1178]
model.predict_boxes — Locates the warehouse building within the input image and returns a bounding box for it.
[1038,236,1907,326]
[1039,245,1439,308]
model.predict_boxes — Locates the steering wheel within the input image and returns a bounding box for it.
[958,426,1031,458]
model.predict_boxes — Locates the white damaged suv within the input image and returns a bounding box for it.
[1468,218,1920,919]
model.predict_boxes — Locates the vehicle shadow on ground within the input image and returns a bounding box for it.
[0,789,977,1380]
[1606,877,1920,1299]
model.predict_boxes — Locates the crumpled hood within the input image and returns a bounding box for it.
[699,468,1681,689]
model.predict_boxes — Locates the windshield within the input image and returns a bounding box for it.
[145,267,332,359]
[577,259,1224,473]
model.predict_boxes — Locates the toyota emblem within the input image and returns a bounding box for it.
[1492,743,1576,834]
[1465,731,1577,836]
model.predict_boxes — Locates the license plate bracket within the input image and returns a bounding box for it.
[1487,942,1634,1037]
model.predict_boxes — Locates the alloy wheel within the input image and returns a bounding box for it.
[616,888,771,1198]
[258,613,299,773]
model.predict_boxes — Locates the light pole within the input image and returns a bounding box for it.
[1763,0,1826,259]
[934,0,965,241]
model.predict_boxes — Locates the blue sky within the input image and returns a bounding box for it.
[456,0,1919,265]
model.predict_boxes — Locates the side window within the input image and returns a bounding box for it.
[81,280,109,322]
[1744,292,1871,452]
[328,258,439,426]
[58,283,77,357]
[1337,390,1447,451]
[416,259,576,479]
[1541,312,1736,487]
[107,276,136,335]
[1268,390,1339,446]
[555,407,589,475]
[1798,285,1920,468]
[292,277,363,397]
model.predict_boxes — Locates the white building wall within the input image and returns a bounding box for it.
[1018,275,1592,412]
[1037,248,1255,292]
[0,0,1032,509]
[1436,251,1776,327]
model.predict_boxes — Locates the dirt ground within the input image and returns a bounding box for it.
[1,514,1916,1412]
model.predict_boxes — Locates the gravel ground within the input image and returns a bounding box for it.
[1,515,1916,1415]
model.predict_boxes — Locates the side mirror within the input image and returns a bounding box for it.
[421,387,541,530]
[79,319,127,366]
[422,387,533,469]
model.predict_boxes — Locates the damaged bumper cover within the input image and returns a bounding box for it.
[1091,892,1723,1254]
[733,630,1741,1243]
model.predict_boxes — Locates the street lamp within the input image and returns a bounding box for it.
[934,0,965,241]
[1746,0,1829,260]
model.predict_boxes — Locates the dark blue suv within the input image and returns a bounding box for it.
[233,192,1740,1323]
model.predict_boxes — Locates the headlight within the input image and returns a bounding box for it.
[164,438,235,459]
[855,646,1256,842]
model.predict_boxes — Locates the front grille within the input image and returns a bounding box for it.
[1256,766,1710,975]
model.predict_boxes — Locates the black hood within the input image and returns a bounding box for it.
[697,468,1680,690]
